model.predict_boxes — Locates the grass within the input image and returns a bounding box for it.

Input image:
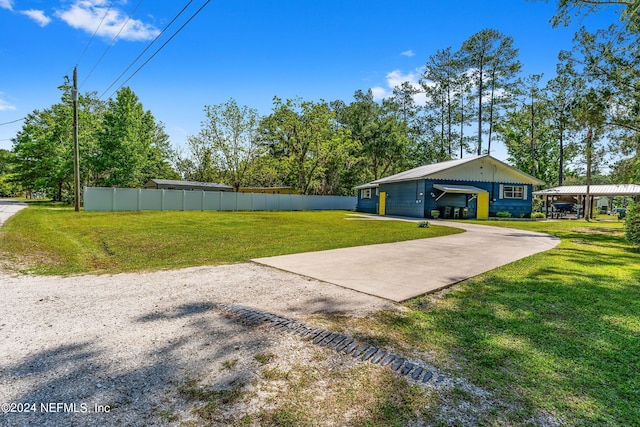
[178,378,246,423]
[253,361,435,427]
[0,204,461,275]
[348,219,640,426]
[253,352,276,365]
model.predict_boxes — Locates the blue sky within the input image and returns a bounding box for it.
[0,0,619,160]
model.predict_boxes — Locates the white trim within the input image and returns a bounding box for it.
[502,185,525,200]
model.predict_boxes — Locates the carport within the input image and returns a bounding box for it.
[534,184,640,218]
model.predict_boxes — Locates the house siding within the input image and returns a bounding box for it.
[356,189,379,214]
[491,183,534,217]
[379,180,425,218]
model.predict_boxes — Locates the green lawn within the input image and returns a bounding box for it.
[0,205,460,275]
[350,219,639,426]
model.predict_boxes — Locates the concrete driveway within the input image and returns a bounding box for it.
[0,199,28,226]
[253,218,560,302]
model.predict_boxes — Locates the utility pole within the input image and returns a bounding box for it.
[73,66,80,212]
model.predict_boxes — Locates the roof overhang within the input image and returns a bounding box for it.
[354,183,379,190]
[433,184,488,202]
[433,184,488,194]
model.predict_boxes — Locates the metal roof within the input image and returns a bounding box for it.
[371,156,477,184]
[533,184,640,197]
[370,155,544,186]
[433,183,488,194]
[147,179,233,190]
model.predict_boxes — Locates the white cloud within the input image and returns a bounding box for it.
[371,69,427,104]
[56,0,160,41]
[387,69,420,88]
[370,86,388,101]
[401,50,415,57]
[20,9,51,26]
[0,93,16,111]
[1,1,50,27]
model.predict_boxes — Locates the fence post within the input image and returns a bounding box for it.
[182,190,186,211]
[137,189,141,211]
[201,190,205,211]
[112,188,116,211]
[161,190,165,211]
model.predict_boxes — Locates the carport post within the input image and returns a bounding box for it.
[545,195,549,218]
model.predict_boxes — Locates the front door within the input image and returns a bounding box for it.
[477,192,489,219]
[379,192,386,216]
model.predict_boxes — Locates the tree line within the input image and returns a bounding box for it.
[2,84,176,200]
[2,0,638,200]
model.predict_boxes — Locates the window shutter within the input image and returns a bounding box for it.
[523,185,528,200]
[499,184,504,199]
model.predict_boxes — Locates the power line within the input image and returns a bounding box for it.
[75,0,117,68]
[80,0,146,89]
[105,0,212,99]
[0,117,25,126]
[100,0,194,99]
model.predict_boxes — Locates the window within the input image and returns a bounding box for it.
[502,185,525,199]
[361,188,372,199]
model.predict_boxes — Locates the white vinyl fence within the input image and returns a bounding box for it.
[84,187,357,212]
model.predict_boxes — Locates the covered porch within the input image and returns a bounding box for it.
[429,183,489,219]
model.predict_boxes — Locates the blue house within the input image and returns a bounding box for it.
[355,155,544,219]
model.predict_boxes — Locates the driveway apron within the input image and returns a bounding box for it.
[253,220,560,302]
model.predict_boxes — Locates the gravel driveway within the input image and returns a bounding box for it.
[0,263,397,426]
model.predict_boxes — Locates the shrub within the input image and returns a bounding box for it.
[624,202,640,248]
[532,197,543,212]
[496,211,511,218]
[418,220,430,228]
[532,212,546,219]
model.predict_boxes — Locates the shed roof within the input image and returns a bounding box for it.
[146,179,233,190]
[533,184,640,197]
[370,155,544,186]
